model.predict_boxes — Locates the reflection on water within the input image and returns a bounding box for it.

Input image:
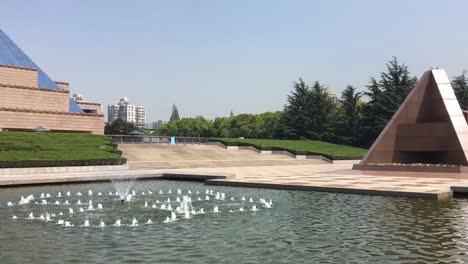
[1,180,468,263]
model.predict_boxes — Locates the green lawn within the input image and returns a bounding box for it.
[0,132,125,167]
[213,138,367,160]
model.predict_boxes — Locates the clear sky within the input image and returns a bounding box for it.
[1,0,468,121]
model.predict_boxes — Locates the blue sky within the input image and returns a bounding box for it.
[1,0,468,121]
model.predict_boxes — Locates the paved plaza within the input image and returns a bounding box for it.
[199,163,468,199]
[2,144,468,200]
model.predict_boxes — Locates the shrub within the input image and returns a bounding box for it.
[0,158,127,168]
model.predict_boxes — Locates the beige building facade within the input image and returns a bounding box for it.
[0,29,104,134]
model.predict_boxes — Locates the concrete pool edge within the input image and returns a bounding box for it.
[0,169,455,200]
[204,179,453,200]
[0,171,233,188]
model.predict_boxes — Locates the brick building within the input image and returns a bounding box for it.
[0,29,104,134]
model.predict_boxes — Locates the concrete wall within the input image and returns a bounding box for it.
[0,85,69,112]
[0,109,104,134]
[0,63,105,134]
[55,81,69,91]
[0,65,38,87]
[0,164,129,176]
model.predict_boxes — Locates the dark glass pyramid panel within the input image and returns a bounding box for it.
[69,99,84,113]
[0,29,60,90]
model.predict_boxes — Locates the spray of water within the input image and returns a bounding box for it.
[111,176,138,202]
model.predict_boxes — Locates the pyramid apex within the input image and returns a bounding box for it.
[430,68,451,84]
[0,28,61,90]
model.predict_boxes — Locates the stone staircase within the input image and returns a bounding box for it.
[118,144,328,169]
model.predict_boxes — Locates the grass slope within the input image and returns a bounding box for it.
[0,132,124,167]
[214,138,367,160]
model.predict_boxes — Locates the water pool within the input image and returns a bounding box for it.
[1,180,468,263]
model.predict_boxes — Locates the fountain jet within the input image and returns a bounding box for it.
[111,176,138,203]
[179,196,193,219]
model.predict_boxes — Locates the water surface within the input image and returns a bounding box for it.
[1,180,468,263]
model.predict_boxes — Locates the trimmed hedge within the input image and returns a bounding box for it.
[109,149,123,155]
[0,132,127,168]
[0,158,127,168]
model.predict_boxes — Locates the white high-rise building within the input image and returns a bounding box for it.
[107,97,146,129]
[107,105,119,123]
[136,106,146,127]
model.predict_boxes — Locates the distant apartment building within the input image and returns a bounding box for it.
[107,104,119,123]
[154,120,168,129]
[135,106,146,126]
[145,120,168,130]
[107,97,146,129]
[145,122,154,130]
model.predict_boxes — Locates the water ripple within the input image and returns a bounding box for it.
[1,181,468,263]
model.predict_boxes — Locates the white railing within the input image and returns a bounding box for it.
[109,135,210,145]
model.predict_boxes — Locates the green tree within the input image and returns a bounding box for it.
[213,117,231,138]
[307,81,337,141]
[170,104,180,122]
[452,71,468,110]
[104,119,137,135]
[156,117,214,137]
[334,85,363,145]
[156,121,178,136]
[276,78,312,139]
[228,114,257,138]
[156,111,281,139]
[276,79,337,141]
[359,57,417,147]
[255,112,281,139]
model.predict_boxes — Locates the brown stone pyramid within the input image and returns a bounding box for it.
[360,69,468,166]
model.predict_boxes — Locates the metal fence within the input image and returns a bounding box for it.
[109,135,211,145]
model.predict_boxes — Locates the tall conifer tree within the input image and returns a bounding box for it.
[452,71,468,110]
[170,104,180,122]
[359,57,417,147]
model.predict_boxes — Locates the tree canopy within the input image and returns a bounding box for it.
[104,119,137,135]
[358,57,417,147]
[452,71,468,110]
[156,112,282,139]
[153,58,467,149]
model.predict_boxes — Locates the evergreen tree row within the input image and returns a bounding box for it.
[150,58,468,148]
